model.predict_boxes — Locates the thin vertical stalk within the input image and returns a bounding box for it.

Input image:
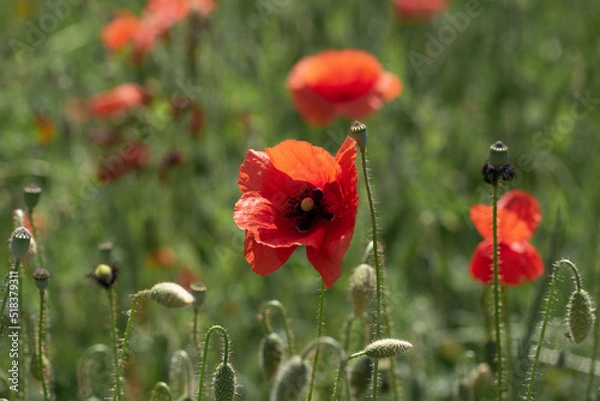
[38,289,50,401]
[359,147,400,401]
[491,184,505,400]
[585,223,600,400]
[260,300,295,355]
[306,281,326,401]
[197,325,229,401]
[108,287,121,401]
[116,292,146,401]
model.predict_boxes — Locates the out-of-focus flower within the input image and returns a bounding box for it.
[190,106,205,137]
[87,83,148,120]
[97,142,151,183]
[392,0,447,22]
[234,137,359,288]
[33,113,55,145]
[147,247,177,268]
[89,129,121,147]
[469,190,544,285]
[286,49,402,126]
[159,150,186,180]
[102,10,139,51]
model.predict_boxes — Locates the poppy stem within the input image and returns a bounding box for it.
[37,287,51,401]
[358,147,400,401]
[108,287,122,401]
[306,281,326,401]
[491,183,506,400]
[197,325,229,401]
[585,226,600,399]
[259,300,295,355]
[524,259,569,400]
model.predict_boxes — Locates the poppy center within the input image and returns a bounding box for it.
[285,187,334,232]
[300,197,315,212]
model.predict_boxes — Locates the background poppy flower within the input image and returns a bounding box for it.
[469,190,544,285]
[87,83,147,119]
[102,10,139,51]
[286,49,402,126]
[392,0,448,22]
[97,142,151,182]
[234,136,359,288]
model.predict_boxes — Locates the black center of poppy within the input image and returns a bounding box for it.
[284,187,334,232]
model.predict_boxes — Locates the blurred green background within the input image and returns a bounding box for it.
[1,0,600,399]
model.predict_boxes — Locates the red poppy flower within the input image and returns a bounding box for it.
[102,10,139,51]
[97,142,151,182]
[286,49,402,126]
[392,0,447,22]
[234,137,359,288]
[469,190,544,285]
[87,83,147,119]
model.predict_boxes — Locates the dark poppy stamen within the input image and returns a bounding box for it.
[285,187,334,232]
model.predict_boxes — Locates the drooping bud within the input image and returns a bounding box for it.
[567,289,595,344]
[269,356,311,401]
[259,332,284,381]
[149,282,194,309]
[348,263,376,318]
[213,363,236,401]
[348,356,373,399]
[189,281,207,308]
[350,121,367,151]
[364,338,412,359]
[24,183,43,210]
[32,269,50,291]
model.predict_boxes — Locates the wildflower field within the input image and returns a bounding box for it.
[1,0,600,400]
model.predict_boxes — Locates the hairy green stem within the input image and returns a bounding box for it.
[585,224,600,400]
[260,300,295,355]
[300,337,346,401]
[359,147,399,401]
[197,325,229,401]
[108,287,121,401]
[116,291,146,401]
[306,281,326,401]
[38,289,50,401]
[491,184,505,400]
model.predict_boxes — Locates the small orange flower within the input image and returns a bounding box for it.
[392,0,447,22]
[286,49,402,126]
[102,10,139,51]
[234,137,359,288]
[147,247,177,268]
[469,190,544,285]
[33,113,55,145]
[87,83,147,120]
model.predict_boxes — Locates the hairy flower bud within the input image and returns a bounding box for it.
[364,338,412,359]
[349,356,373,399]
[567,289,595,344]
[213,363,236,401]
[149,282,194,308]
[348,263,376,318]
[270,356,311,401]
[259,332,284,381]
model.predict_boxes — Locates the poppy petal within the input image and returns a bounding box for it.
[469,240,544,285]
[287,85,337,126]
[266,140,340,188]
[306,227,353,289]
[469,204,493,239]
[375,71,403,101]
[244,233,296,276]
[498,190,542,240]
[102,10,139,51]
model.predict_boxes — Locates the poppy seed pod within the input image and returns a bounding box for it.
[213,363,236,401]
[259,332,284,381]
[364,338,412,359]
[189,281,207,308]
[488,141,508,168]
[269,356,311,401]
[348,263,376,318]
[32,269,50,291]
[24,183,43,210]
[149,282,194,308]
[567,289,595,344]
[350,121,367,151]
[10,227,32,259]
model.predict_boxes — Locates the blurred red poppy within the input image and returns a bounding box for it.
[286,49,402,126]
[97,142,151,182]
[234,137,359,288]
[393,0,447,22]
[147,247,177,268]
[469,190,543,285]
[87,83,147,119]
[102,10,139,51]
